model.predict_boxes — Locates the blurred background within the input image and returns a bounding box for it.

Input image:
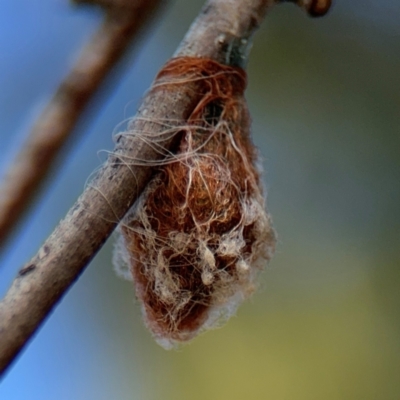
[1,0,399,399]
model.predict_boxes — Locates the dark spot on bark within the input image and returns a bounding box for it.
[18,264,36,277]
[43,245,50,256]
[202,4,213,15]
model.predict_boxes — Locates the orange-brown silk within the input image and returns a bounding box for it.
[120,57,275,344]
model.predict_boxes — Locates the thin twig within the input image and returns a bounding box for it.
[0,0,331,376]
[0,0,165,248]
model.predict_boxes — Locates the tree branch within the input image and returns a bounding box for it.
[0,0,165,248]
[0,0,332,376]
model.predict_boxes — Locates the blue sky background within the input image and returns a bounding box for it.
[1,1,400,399]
